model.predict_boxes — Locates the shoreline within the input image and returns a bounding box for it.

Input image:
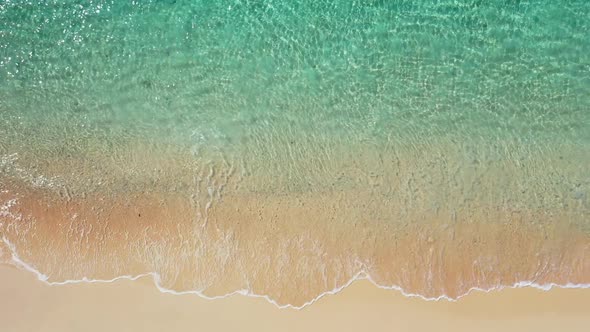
[1,264,589,332]
[2,236,590,309]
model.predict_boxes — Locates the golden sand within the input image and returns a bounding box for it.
[0,265,589,332]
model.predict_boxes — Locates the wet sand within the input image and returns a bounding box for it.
[2,171,589,307]
[0,264,589,332]
[1,140,589,308]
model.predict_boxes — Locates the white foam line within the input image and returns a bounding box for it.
[2,236,589,310]
[366,275,590,302]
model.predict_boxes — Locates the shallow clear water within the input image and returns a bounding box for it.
[0,0,589,306]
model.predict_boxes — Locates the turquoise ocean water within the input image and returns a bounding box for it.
[0,1,589,305]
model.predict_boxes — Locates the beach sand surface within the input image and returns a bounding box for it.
[1,265,589,332]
